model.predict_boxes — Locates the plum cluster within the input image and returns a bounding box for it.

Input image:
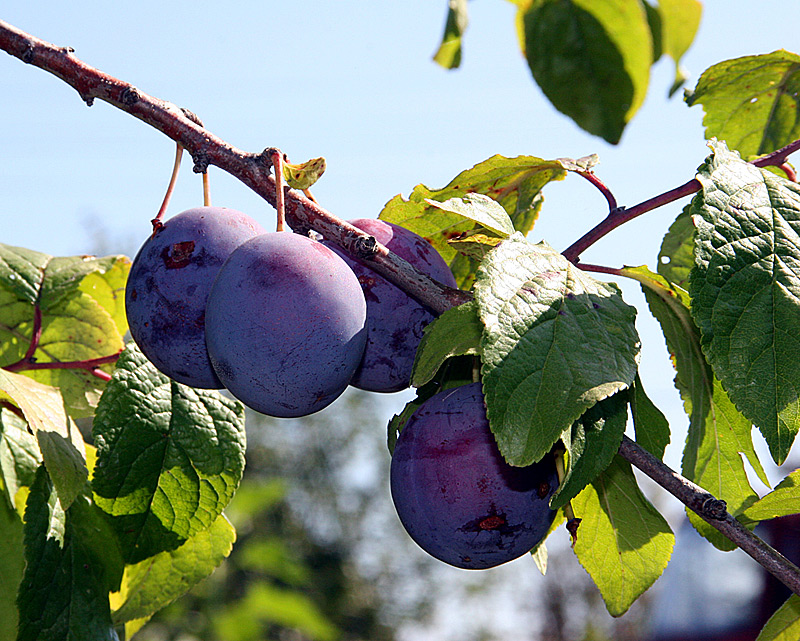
[390,383,558,569]
[125,207,455,417]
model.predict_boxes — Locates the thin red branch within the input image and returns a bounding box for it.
[21,305,43,363]
[3,351,121,374]
[576,171,618,211]
[0,19,467,316]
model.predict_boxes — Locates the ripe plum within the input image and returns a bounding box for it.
[125,207,266,388]
[390,382,558,569]
[204,232,367,417]
[326,219,457,393]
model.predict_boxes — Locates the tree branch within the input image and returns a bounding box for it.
[3,18,800,598]
[0,19,468,316]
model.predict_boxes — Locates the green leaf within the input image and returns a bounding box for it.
[0,492,24,640]
[658,0,702,96]
[686,50,800,157]
[447,232,504,261]
[433,0,468,69]
[283,156,326,190]
[743,469,800,522]
[0,406,41,507]
[111,514,236,624]
[629,373,670,460]
[78,255,131,337]
[552,391,628,510]
[475,236,640,466]
[0,244,50,304]
[657,203,695,288]
[514,0,652,143]
[410,300,482,388]
[690,141,800,464]
[378,154,566,287]
[17,467,122,641]
[756,595,800,641]
[625,265,766,549]
[572,455,674,617]
[0,369,87,509]
[92,343,246,563]
[642,1,662,62]
[426,193,515,238]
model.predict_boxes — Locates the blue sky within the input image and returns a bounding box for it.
[2,1,799,476]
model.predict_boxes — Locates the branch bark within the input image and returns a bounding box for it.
[3,18,800,598]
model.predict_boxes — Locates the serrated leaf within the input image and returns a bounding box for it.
[686,51,800,157]
[379,154,565,287]
[658,0,702,96]
[514,0,652,143]
[0,406,41,508]
[111,514,235,623]
[552,391,628,510]
[625,265,766,549]
[17,467,121,641]
[426,193,515,238]
[690,141,800,465]
[657,203,695,288]
[475,236,640,466]
[0,492,24,640]
[283,156,326,190]
[410,300,482,388]
[572,455,674,617]
[756,595,800,641]
[433,0,468,69]
[92,343,246,563]
[0,244,49,304]
[743,469,800,522]
[629,373,670,460]
[0,369,87,509]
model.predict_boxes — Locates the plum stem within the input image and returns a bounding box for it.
[202,169,211,207]
[270,148,286,232]
[153,142,183,229]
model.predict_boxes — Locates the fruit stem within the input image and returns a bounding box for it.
[152,142,183,230]
[553,447,580,547]
[202,169,211,206]
[270,148,286,232]
[576,170,617,212]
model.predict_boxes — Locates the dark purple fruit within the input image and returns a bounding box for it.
[125,207,266,388]
[325,218,457,393]
[204,232,367,418]
[390,382,558,569]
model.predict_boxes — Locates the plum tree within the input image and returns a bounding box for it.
[204,231,368,417]
[326,218,457,392]
[125,206,266,388]
[390,382,558,569]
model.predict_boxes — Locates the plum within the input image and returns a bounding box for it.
[390,382,558,569]
[125,207,266,388]
[204,232,367,418]
[325,218,457,393]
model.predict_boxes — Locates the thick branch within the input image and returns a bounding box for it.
[0,19,468,315]
[618,436,800,596]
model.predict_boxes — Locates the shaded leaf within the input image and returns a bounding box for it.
[475,236,640,465]
[514,0,652,143]
[92,343,246,563]
[572,456,674,617]
[0,406,41,507]
[629,373,670,460]
[111,514,236,623]
[657,203,695,288]
[410,300,482,388]
[17,467,122,641]
[433,0,468,69]
[690,141,800,464]
[0,492,24,640]
[686,50,800,157]
[552,391,628,509]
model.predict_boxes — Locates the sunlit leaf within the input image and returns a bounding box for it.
[433,0,468,69]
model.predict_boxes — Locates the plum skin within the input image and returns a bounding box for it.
[204,232,367,418]
[390,382,558,569]
[125,207,266,388]
[326,219,457,393]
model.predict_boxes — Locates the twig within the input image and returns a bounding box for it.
[618,436,800,597]
[0,19,468,315]
[576,171,618,211]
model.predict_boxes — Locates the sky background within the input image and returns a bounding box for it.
[2,2,800,638]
